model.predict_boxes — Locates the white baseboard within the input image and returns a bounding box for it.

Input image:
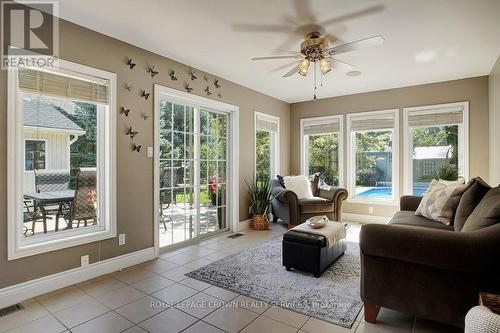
[343,213,391,224]
[0,247,156,308]
[234,219,251,232]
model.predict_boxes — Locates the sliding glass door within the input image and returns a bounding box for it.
[158,100,229,248]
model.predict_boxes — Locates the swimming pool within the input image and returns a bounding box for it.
[357,186,427,198]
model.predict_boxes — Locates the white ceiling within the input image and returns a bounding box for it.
[54,0,500,103]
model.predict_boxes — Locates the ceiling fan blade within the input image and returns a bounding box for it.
[330,35,384,54]
[274,34,302,53]
[283,65,299,78]
[320,4,385,26]
[293,0,315,22]
[232,23,292,33]
[251,55,300,61]
[328,57,354,72]
[270,61,298,73]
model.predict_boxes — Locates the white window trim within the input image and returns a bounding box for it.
[254,111,280,179]
[153,84,240,256]
[299,115,344,187]
[346,109,399,205]
[403,101,469,195]
[24,138,48,171]
[7,59,117,260]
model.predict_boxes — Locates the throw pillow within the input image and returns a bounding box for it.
[283,175,313,199]
[415,181,469,225]
[310,173,320,196]
[276,175,285,188]
[454,177,491,231]
[462,186,500,232]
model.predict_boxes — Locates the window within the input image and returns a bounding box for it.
[300,115,343,186]
[347,109,399,202]
[25,139,46,171]
[254,112,279,179]
[7,59,116,259]
[403,102,469,195]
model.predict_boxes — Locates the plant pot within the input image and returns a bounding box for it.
[250,214,269,231]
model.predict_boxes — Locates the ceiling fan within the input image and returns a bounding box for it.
[250,27,384,78]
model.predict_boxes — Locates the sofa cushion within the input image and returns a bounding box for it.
[462,186,500,232]
[298,197,334,214]
[390,211,454,231]
[415,180,469,225]
[454,177,491,231]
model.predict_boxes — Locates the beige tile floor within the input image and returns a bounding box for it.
[0,222,462,333]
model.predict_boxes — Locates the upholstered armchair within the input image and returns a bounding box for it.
[270,178,348,228]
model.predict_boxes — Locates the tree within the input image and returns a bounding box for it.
[308,133,339,185]
[255,130,271,180]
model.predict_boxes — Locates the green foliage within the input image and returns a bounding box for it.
[355,131,392,186]
[357,168,377,186]
[307,133,339,185]
[246,177,272,215]
[433,164,459,181]
[255,130,271,179]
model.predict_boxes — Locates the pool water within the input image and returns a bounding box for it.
[357,186,427,198]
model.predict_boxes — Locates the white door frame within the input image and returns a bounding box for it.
[153,85,239,256]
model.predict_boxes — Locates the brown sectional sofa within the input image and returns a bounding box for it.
[360,191,500,328]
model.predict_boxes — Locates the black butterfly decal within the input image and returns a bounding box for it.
[204,86,212,96]
[185,83,193,93]
[189,70,197,81]
[120,107,130,116]
[124,83,133,91]
[126,126,139,139]
[141,90,151,100]
[127,58,136,70]
[132,144,142,152]
[169,70,177,81]
[148,65,159,77]
[214,79,221,88]
[142,113,149,120]
[217,92,222,98]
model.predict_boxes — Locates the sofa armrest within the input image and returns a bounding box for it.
[318,186,348,221]
[400,195,422,211]
[360,223,500,274]
[273,188,299,205]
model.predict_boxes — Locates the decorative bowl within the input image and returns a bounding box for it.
[306,216,329,229]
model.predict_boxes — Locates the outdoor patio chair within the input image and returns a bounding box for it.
[23,200,44,235]
[61,168,97,230]
[34,169,71,225]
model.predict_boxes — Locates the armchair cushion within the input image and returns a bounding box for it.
[283,175,313,199]
[454,177,491,231]
[390,211,453,231]
[462,186,500,232]
[400,195,422,211]
[298,197,333,214]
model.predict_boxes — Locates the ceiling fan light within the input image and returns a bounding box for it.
[298,58,310,76]
[320,58,332,74]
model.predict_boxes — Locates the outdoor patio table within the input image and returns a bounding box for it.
[24,190,75,231]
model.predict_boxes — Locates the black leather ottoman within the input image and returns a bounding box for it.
[282,230,347,277]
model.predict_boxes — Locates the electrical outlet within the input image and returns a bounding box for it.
[147,147,153,157]
[81,255,89,267]
[368,206,374,214]
[118,233,126,246]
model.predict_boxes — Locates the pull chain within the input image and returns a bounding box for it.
[313,61,317,100]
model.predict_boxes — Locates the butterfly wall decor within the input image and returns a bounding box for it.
[169,70,177,81]
[205,86,212,96]
[120,107,130,116]
[127,58,136,70]
[125,83,133,91]
[185,83,193,93]
[218,92,222,99]
[141,90,151,100]
[189,70,197,81]
[132,144,142,152]
[126,126,139,139]
[148,65,159,77]
[214,79,221,88]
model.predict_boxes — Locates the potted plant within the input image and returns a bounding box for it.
[246,177,273,230]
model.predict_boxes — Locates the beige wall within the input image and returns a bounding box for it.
[0,16,290,288]
[489,56,500,185]
[290,76,490,217]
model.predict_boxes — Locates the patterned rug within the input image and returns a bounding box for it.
[185,238,362,328]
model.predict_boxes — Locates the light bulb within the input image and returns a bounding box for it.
[319,58,332,74]
[298,58,310,76]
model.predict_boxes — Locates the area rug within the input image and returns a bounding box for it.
[185,237,362,328]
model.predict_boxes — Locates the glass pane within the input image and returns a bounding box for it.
[200,111,209,135]
[173,104,185,132]
[307,133,339,186]
[200,161,208,185]
[25,140,46,170]
[185,133,195,160]
[173,161,184,186]
[217,186,227,206]
[206,206,218,233]
[200,135,208,160]
[355,130,393,199]
[184,160,195,186]
[160,101,172,130]
[411,125,459,195]
[208,161,217,180]
[218,161,226,181]
[218,138,226,160]
[217,207,226,230]
[160,189,173,206]
[255,130,271,179]
[159,160,172,188]
[218,113,227,137]
[207,137,217,160]
[173,132,185,160]
[159,131,172,159]
[185,106,194,133]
